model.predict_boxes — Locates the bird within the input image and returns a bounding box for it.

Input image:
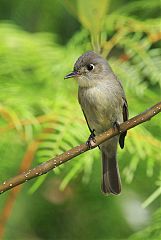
[64,51,128,195]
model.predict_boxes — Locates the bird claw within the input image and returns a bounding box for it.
[113,121,120,132]
[113,121,120,131]
[86,129,96,149]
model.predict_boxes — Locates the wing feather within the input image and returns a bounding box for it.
[119,97,128,149]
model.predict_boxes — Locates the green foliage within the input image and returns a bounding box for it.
[77,0,109,52]
[129,208,161,240]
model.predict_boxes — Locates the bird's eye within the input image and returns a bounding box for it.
[87,64,94,71]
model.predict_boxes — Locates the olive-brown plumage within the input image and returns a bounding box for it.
[65,51,128,195]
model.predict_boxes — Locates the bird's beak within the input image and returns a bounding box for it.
[64,71,79,79]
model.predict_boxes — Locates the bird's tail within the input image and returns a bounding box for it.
[101,150,121,195]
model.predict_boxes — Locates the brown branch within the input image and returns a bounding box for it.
[0,102,160,195]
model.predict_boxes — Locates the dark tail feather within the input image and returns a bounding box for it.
[101,151,121,195]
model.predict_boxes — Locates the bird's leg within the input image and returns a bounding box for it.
[113,121,120,132]
[86,129,96,149]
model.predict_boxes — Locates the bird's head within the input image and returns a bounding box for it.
[64,51,112,88]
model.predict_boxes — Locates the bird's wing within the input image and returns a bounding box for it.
[78,90,93,134]
[82,109,93,134]
[119,97,128,149]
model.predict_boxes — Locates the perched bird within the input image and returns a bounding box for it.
[64,51,128,195]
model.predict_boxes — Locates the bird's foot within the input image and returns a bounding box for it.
[113,121,121,132]
[86,129,96,149]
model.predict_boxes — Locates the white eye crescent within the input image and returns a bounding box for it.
[87,64,94,71]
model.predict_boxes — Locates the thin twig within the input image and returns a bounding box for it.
[0,102,160,195]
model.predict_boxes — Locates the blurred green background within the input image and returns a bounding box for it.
[0,0,161,239]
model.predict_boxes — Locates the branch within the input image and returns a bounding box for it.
[0,102,160,195]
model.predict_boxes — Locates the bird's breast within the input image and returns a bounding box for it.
[78,85,122,133]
